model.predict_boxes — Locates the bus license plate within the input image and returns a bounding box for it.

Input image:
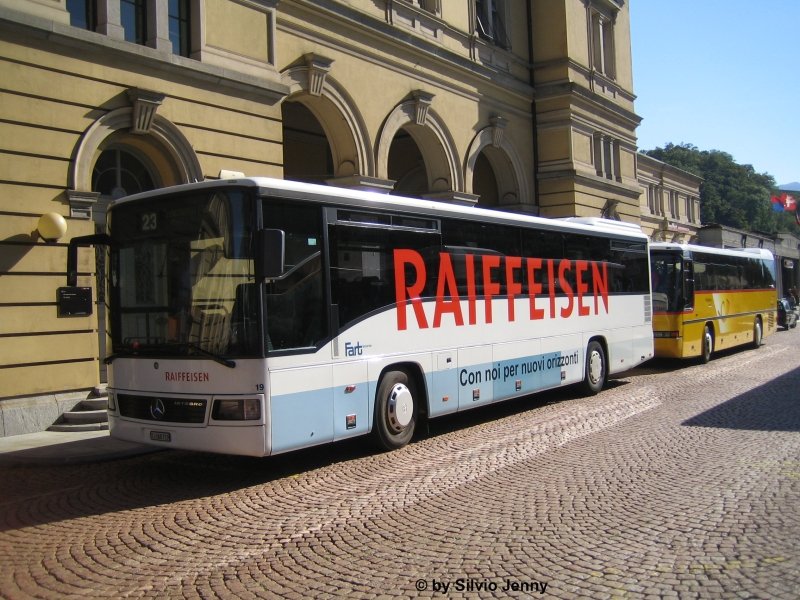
[150,431,171,442]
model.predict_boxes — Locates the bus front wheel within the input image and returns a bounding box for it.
[752,317,763,349]
[582,340,606,396]
[700,326,714,363]
[373,370,416,451]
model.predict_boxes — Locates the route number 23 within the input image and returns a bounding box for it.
[140,212,157,232]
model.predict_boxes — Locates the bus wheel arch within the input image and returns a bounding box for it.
[700,324,714,363]
[582,337,607,396]
[752,316,763,348]
[372,363,427,451]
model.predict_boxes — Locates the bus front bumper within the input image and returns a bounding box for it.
[109,415,269,457]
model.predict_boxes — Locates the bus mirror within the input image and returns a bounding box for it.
[66,233,111,287]
[256,228,285,280]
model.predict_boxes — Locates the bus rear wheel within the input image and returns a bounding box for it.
[700,325,714,363]
[373,370,416,451]
[582,340,606,396]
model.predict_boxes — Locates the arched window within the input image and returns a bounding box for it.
[92,146,157,199]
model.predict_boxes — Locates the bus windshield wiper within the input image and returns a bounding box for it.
[181,342,237,369]
[107,342,236,368]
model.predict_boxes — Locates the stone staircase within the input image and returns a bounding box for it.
[48,385,109,432]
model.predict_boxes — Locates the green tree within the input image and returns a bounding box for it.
[641,143,793,233]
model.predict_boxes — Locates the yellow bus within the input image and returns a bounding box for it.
[650,243,778,362]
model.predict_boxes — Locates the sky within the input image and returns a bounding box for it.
[630,1,800,187]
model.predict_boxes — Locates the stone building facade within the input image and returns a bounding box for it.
[637,153,702,242]
[0,0,641,435]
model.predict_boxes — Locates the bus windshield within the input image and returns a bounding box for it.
[108,189,261,359]
[650,251,684,313]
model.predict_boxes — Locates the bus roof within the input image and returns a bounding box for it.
[650,242,774,261]
[112,177,649,241]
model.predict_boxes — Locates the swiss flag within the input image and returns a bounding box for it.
[771,193,797,212]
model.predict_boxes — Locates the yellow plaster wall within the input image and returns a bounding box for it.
[0,9,286,407]
[205,0,271,63]
[0,362,99,399]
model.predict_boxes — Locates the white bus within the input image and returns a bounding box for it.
[67,178,654,456]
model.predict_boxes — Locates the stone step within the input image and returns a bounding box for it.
[45,388,110,433]
[61,408,108,425]
[80,398,108,411]
[49,422,109,433]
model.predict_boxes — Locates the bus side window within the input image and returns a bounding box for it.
[521,229,562,294]
[329,225,440,330]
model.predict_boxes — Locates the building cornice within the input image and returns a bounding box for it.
[284,0,533,99]
[535,79,641,129]
[0,6,289,102]
[637,152,703,186]
[538,169,642,200]
[533,57,637,104]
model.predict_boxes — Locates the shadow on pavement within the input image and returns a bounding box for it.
[683,366,800,432]
[0,439,375,532]
[0,383,594,531]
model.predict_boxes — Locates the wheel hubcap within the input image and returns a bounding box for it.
[387,383,413,433]
[588,350,603,385]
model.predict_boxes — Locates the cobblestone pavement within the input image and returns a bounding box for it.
[1,332,799,599]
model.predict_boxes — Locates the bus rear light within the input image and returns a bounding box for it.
[107,392,116,411]
[212,398,261,421]
[654,331,680,339]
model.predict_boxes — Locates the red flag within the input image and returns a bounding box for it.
[783,193,797,211]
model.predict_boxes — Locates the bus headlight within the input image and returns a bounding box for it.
[107,391,116,411]
[212,398,261,421]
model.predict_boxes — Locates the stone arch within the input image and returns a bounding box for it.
[280,57,373,180]
[465,120,530,208]
[68,99,201,383]
[71,107,202,193]
[376,93,464,194]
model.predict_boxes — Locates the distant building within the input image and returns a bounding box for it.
[774,233,800,298]
[774,184,800,296]
[697,224,775,252]
[637,153,702,242]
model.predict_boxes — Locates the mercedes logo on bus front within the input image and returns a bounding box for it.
[150,397,166,420]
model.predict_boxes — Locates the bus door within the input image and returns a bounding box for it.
[683,259,695,312]
[326,209,442,437]
[262,199,334,454]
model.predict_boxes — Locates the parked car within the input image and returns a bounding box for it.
[777,297,797,330]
